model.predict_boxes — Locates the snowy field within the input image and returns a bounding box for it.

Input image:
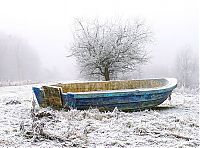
[0,84,199,148]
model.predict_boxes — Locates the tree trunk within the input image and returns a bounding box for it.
[104,67,110,81]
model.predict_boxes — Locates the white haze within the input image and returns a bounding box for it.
[0,0,198,81]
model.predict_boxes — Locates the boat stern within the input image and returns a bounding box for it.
[32,86,63,109]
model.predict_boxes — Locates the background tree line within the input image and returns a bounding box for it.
[0,17,198,89]
[175,45,199,88]
[0,32,41,81]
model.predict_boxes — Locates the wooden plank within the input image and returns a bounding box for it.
[41,86,63,109]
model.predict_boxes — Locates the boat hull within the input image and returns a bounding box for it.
[61,89,173,111]
[32,78,177,111]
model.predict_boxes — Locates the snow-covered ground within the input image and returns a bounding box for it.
[0,85,199,147]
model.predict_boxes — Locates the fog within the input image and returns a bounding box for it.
[0,0,198,82]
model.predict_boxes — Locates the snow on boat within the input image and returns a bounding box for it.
[32,78,177,111]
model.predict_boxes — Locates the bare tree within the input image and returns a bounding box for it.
[68,18,152,81]
[175,45,199,88]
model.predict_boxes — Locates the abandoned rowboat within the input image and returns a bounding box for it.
[32,78,177,111]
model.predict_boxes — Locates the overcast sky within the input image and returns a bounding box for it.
[0,0,198,80]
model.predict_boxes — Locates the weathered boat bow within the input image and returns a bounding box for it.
[33,78,177,111]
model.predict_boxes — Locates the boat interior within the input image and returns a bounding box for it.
[51,79,167,93]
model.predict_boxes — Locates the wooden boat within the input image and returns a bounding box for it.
[32,78,177,111]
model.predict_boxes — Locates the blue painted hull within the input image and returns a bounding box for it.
[62,89,173,111]
[32,78,177,111]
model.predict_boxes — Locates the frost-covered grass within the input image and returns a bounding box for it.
[0,85,199,147]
